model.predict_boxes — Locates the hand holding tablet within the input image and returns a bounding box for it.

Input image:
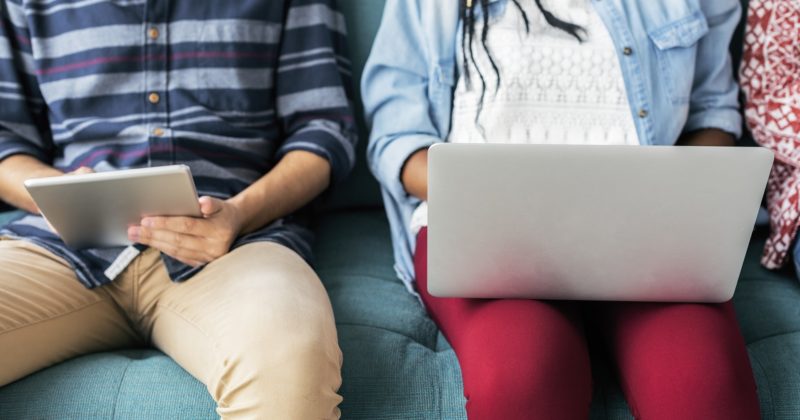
[25,165,201,249]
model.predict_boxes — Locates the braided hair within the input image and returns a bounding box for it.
[460,0,585,128]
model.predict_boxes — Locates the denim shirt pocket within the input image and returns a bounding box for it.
[430,63,457,133]
[646,11,709,105]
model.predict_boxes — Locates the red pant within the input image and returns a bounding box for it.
[414,228,760,420]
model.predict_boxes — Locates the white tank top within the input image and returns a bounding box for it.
[411,0,640,234]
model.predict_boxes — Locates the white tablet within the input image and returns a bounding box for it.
[25,165,201,249]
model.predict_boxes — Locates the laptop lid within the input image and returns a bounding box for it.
[427,144,773,302]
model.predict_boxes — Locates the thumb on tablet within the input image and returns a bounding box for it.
[199,196,222,217]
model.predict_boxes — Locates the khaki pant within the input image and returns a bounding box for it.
[0,239,343,420]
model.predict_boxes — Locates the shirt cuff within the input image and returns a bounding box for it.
[0,138,48,164]
[277,125,356,185]
[683,108,743,140]
[371,134,440,202]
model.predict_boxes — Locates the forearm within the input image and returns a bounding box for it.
[401,148,429,201]
[229,150,331,235]
[0,155,62,213]
[677,129,736,147]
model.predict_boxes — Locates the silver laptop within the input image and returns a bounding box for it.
[427,144,773,302]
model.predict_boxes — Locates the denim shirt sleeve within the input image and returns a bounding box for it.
[683,0,742,138]
[361,0,443,203]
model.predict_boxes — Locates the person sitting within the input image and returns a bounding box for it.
[0,1,355,418]
[363,1,760,419]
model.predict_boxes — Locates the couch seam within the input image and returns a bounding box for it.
[335,321,440,351]
[749,352,776,420]
[317,269,397,281]
[746,330,800,347]
[436,355,443,420]
[110,353,136,420]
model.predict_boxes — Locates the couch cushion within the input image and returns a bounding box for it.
[314,210,467,418]
[734,230,800,343]
[734,230,800,420]
[747,334,800,420]
[2,214,799,420]
[315,210,441,348]
[0,350,217,420]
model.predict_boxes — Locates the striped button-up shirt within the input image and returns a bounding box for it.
[0,0,356,288]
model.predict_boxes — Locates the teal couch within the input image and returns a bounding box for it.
[1,1,799,419]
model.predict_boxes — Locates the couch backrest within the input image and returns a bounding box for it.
[733,0,749,74]
[324,0,386,211]
[734,0,757,147]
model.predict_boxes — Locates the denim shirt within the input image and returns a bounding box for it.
[362,0,743,292]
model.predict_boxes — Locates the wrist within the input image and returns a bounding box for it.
[225,196,246,233]
[227,193,270,235]
[401,148,429,201]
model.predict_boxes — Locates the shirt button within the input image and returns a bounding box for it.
[638,109,649,118]
[623,47,633,56]
[148,27,159,40]
[148,92,160,104]
[152,127,165,137]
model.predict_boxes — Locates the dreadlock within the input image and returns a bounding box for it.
[461,0,585,128]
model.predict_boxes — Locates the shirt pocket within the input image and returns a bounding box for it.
[430,63,456,132]
[189,20,276,113]
[646,11,709,105]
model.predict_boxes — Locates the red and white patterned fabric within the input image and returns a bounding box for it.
[740,0,800,269]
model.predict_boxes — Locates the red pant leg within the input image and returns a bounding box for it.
[600,302,760,420]
[415,228,592,420]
